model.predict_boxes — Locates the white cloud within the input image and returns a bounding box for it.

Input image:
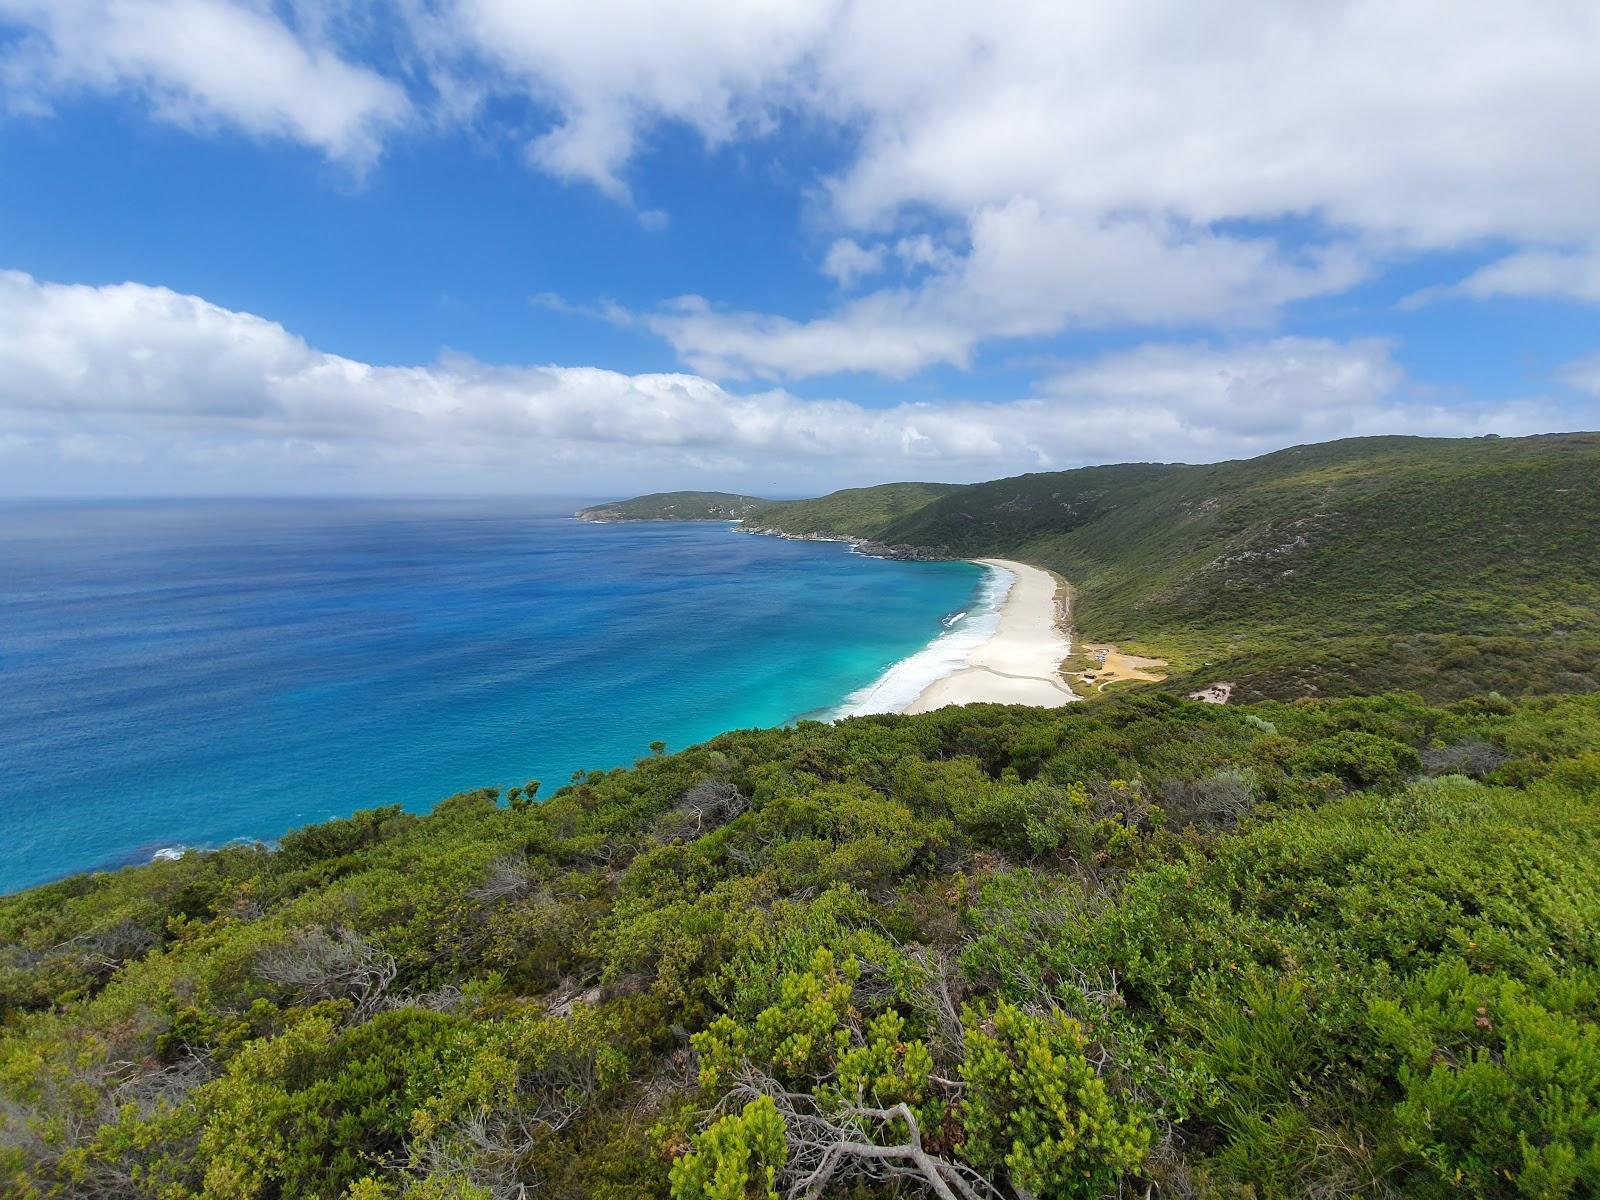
[438,0,834,199]
[0,0,409,166]
[0,271,1559,494]
[1417,246,1600,307]
[6,3,1599,375]
[648,206,1366,379]
[822,239,886,288]
[892,235,959,274]
[420,2,1599,247]
[812,3,1600,246]
[409,1,1600,375]
[1037,338,1414,456]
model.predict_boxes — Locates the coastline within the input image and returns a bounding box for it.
[829,556,1076,718]
[903,558,1076,713]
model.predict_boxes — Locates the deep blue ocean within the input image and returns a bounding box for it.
[0,499,985,894]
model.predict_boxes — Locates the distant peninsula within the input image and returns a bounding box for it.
[575,491,768,521]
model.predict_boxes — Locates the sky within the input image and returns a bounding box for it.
[0,1,1597,497]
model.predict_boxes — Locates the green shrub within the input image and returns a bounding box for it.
[1288,730,1422,789]
[958,1000,1151,1198]
[1373,961,1600,1198]
[692,948,856,1091]
[5,691,1599,1199]
[667,1095,786,1200]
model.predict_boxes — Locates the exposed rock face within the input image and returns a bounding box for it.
[735,525,843,542]
[856,540,952,562]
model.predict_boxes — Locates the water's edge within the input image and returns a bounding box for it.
[829,563,1014,718]
[2,508,985,891]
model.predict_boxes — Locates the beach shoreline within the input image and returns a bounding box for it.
[901,558,1076,713]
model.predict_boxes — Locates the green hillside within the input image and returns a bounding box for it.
[742,482,966,540]
[751,434,1600,701]
[5,691,1598,1199]
[577,492,769,521]
[8,434,1597,1200]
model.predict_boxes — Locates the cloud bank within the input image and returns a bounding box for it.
[0,271,1568,494]
[437,1,1600,377]
[5,2,1599,381]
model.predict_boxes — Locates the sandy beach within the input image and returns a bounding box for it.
[902,558,1076,713]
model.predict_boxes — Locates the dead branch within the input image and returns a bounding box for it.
[911,946,967,1065]
[655,778,749,842]
[469,854,537,903]
[256,926,396,1017]
[726,1073,1004,1200]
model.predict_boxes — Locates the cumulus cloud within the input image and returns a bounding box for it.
[0,0,409,166]
[810,3,1600,246]
[420,0,1600,375]
[1415,246,1600,307]
[1037,338,1412,458]
[435,0,833,199]
[647,208,1365,379]
[822,239,887,289]
[0,271,1558,494]
[414,1,1598,245]
[6,3,1599,376]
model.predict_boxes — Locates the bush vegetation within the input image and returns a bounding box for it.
[743,483,964,540]
[576,493,770,522]
[3,689,1598,1197]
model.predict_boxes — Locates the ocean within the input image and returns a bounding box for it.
[0,498,996,894]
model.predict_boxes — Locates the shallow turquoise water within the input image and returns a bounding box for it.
[0,498,984,893]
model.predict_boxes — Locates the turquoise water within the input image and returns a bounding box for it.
[0,499,986,894]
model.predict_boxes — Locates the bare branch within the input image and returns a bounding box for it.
[911,946,966,1065]
[256,926,396,1018]
[721,1073,1005,1200]
[469,854,537,904]
[655,778,748,843]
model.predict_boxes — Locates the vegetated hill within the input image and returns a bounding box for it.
[742,481,966,540]
[754,433,1600,702]
[4,691,1597,1199]
[576,491,769,521]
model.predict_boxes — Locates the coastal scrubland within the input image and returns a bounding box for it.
[6,433,1598,1199]
[577,493,770,522]
[741,434,1600,702]
[4,690,1599,1198]
[741,484,965,541]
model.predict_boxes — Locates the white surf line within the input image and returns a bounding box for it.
[901,558,1076,714]
[831,563,1015,718]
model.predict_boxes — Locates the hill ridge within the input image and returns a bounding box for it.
[608,433,1600,701]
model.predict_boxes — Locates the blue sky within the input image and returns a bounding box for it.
[1,1,1596,496]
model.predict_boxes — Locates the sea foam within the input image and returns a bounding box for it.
[832,563,1015,718]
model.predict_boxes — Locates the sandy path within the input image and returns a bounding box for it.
[1066,644,1169,692]
[902,559,1077,713]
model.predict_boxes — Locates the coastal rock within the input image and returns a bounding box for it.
[856,540,953,562]
[737,524,952,562]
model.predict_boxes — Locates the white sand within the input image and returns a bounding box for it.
[902,559,1077,713]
